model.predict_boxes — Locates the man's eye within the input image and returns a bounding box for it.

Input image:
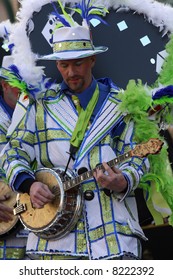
[75,61,83,66]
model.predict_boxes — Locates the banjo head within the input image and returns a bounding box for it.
[0,181,17,207]
[15,167,83,240]
[18,168,64,231]
[0,181,19,238]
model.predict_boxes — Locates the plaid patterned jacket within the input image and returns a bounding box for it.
[1,81,149,259]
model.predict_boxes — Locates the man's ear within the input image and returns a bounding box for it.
[91,55,96,68]
[56,60,61,71]
[1,80,8,91]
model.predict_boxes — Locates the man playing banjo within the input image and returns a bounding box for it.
[1,0,163,260]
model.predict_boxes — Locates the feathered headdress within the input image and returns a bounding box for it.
[0,55,52,100]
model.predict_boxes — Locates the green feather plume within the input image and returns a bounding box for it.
[117,79,173,225]
[155,33,173,87]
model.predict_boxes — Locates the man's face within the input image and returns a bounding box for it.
[56,56,96,93]
[1,80,20,109]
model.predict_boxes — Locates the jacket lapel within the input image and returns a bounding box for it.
[74,90,125,168]
[43,93,78,137]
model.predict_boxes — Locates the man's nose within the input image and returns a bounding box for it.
[68,65,76,76]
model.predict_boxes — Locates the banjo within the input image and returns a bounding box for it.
[0,181,21,239]
[13,138,163,240]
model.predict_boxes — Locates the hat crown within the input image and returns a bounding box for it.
[52,24,96,57]
[53,25,90,43]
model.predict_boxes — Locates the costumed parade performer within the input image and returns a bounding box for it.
[0,0,168,260]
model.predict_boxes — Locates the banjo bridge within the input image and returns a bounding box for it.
[13,203,27,215]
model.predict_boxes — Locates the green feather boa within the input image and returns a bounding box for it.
[156,33,173,87]
[151,33,173,126]
[117,80,173,226]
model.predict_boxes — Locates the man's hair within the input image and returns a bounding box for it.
[0,77,6,97]
[0,82,3,96]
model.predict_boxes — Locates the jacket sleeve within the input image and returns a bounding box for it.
[1,102,37,191]
[112,115,150,200]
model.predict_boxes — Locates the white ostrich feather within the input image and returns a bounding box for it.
[112,0,173,33]
[0,19,13,38]
[8,21,44,86]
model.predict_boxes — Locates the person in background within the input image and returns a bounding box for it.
[0,54,29,260]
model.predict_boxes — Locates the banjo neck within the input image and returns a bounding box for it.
[63,151,130,192]
[62,138,163,192]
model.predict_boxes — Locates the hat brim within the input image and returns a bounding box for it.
[37,46,108,61]
[0,68,9,80]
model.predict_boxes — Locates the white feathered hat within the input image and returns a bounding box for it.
[38,0,108,61]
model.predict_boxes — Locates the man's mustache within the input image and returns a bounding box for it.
[67,76,82,81]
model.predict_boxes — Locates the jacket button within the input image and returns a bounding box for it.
[84,190,94,201]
